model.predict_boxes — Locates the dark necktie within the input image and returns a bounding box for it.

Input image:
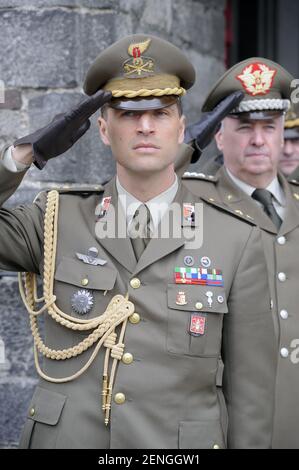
[252,188,282,229]
[129,204,151,261]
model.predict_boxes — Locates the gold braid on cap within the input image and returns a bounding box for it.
[104,74,186,98]
[111,87,185,98]
[18,189,136,425]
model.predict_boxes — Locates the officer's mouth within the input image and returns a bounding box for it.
[133,142,161,153]
[245,152,270,159]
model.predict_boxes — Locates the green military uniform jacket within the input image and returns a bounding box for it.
[183,166,299,449]
[0,152,276,449]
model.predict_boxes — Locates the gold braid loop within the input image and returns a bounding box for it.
[111,87,186,98]
[111,343,125,361]
[104,332,117,349]
[18,189,135,391]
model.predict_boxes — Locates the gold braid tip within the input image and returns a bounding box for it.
[105,388,112,426]
[102,375,108,411]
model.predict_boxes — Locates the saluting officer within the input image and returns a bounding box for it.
[0,37,275,449]
[183,57,299,448]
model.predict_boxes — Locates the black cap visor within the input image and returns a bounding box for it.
[228,110,284,121]
[109,95,178,111]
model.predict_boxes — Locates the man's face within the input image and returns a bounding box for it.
[215,115,284,182]
[98,103,185,175]
[279,138,299,176]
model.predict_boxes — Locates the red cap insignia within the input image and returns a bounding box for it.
[236,62,277,96]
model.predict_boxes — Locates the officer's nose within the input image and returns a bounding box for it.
[250,127,266,147]
[136,113,155,135]
[283,139,293,157]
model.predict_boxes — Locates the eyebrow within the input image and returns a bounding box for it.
[238,119,276,125]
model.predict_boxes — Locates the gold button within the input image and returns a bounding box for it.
[293,193,299,200]
[208,198,215,202]
[81,278,89,286]
[114,392,126,404]
[235,209,243,216]
[130,278,141,289]
[213,444,220,449]
[129,313,140,324]
[195,302,203,310]
[29,408,35,417]
[122,353,133,364]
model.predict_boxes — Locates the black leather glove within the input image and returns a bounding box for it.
[14,89,112,170]
[184,91,244,163]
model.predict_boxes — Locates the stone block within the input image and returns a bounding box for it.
[0,9,115,89]
[0,89,22,110]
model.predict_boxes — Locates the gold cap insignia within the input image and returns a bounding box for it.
[236,62,277,96]
[123,38,154,77]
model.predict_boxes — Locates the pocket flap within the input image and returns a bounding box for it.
[179,420,225,449]
[55,256,117,291]
[167,284,228,313]
[28,387,67,426]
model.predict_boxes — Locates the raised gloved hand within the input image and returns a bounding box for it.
[184,91,244,163]
[14,89,112,170]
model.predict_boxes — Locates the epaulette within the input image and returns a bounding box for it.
[54,183,105,193]
[182,171,218,182]
[33,183,104,203]
[287,179,299,201]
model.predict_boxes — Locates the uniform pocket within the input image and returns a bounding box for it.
[19,386,67,449]
[53,256,117,320]
[179,420,226,449]
[167,284,228,357]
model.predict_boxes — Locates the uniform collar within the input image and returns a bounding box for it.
[226,168,286,207]
[116,174,179,232]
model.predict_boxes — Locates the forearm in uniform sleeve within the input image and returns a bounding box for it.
[0,146,46,273]
[0,191,46,274]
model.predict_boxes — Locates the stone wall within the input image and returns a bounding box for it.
[0,0,225,448]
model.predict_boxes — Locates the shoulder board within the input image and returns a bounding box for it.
[33,183,104,204]
[182,171,218,182]
[54,183,105,194]
[287,180,299,201]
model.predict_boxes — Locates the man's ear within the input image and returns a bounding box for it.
[98,116,111,146]
[214,125,224,152]
[178,114,186,144]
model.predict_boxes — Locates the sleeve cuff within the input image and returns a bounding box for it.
[3,146,31,172]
